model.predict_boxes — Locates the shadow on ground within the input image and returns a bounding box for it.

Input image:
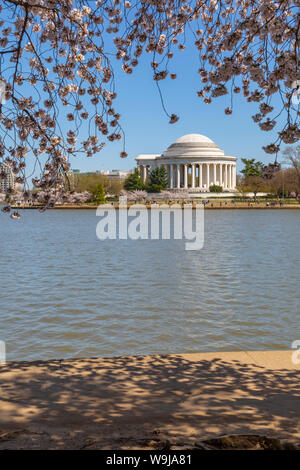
[0,353,299,449]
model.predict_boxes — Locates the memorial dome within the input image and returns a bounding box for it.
[174,134,214,144]
[162,133,224,159]
[135,132,237,191]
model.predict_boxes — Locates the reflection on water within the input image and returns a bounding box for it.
[0,209,299,361]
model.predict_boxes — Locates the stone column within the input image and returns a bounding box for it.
[165,164,169,187]
[207,163,210,189]
[172,165,177,188]
[170,164,174,189]
[191,164,195,189]
[172,164,176,188]
[232,165,236,189]
[227,164,230,189]
[199,164,203,189]
[184,164,188,188]
[225,164,228,188]
[143,165,147,183]
[213,163,217,185]
[176,164,180,188]
[229,164,232,189]
[219,164,223,187]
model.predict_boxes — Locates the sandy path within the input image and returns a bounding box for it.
[0,350,299,449]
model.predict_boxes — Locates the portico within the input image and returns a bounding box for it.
[136,134,237,191]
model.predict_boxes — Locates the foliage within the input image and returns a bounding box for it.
[148,167,168,190]
[11,189,92,205]
[209,185,223,193]
[74,172,124,195]
[159,191,190,201]
[124,168,145,191]
[146,183,163,193]
[241,159,263,178]
[0,1,299,212]
[68,191,92,203]
[121,189,147,201]
[92,183,106,204]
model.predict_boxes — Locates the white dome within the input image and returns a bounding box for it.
[162,133,224,159]
[174,134,214,145]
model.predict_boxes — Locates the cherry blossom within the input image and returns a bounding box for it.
[0,0,298,213]
[121,189,147,201]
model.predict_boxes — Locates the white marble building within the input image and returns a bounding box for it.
[136,134,237,190]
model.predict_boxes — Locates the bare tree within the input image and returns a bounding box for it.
[282,145,300,190]
[271,167,300,196]
[240,175,270,201]
[0,0,299,211]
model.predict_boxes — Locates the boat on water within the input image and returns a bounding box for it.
[10,212,21,220]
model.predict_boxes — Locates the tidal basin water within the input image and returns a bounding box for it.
[0,209,299,361]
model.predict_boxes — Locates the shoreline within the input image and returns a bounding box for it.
[0,350,299,449]
[8,204,300,210]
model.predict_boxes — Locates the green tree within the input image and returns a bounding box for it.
[73,173,107,192]
[241,158,263,178]
[124,168,145,191]
[73,173,124,195]
[149,167,168,190]
[147,183,163,193]
[92,183,106,204]
[209,185,223,193]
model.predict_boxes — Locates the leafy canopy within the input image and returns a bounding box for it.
[209,185,223,193]
[241,159,263,178]
[148,167,168,191]
[124,168,145,191]
[0,0,299,213]
[92,183,106,204]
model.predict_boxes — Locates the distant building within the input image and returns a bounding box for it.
[100,169,133,180]
[0,163,15,193]
[69,168,133,180]
[136,133,237,190]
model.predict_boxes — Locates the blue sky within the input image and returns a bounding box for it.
[1,5,289,178]
[69,42,287,175]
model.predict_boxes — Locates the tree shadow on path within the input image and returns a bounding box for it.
[0,353,299,448]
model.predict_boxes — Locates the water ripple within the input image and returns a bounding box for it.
[0,208,299,361]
